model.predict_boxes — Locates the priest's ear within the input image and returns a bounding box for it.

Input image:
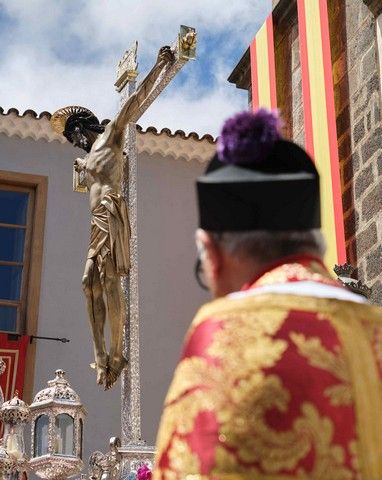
[195,229,222,285]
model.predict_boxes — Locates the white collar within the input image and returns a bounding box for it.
[228,281,367,304]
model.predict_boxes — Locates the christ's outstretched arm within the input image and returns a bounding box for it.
[111,46,175,146]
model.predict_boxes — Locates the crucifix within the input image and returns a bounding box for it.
[50,24,197,471]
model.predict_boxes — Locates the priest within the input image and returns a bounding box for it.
[153,109,382,480]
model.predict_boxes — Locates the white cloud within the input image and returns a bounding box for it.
[139,58,249,136]
[69,0,270,54]
[139,84,248,137]
[0,0,271,135]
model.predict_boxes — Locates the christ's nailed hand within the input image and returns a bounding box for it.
[157,45,174,66]
[74,158,86,172]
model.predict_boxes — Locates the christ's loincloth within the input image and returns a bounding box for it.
[88,192,130,281]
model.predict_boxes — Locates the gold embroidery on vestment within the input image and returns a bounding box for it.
[326,305,382,480]
[254,262,334,287]
[155,294,382,479]
[363,322,382,374]
[155,387,214,463]
[290,332,352,406]
[349,440,362,480]
[168,437,201,476]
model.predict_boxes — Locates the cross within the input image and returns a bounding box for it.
[114,25,196,467]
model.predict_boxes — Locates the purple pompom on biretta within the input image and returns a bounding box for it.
[217,109,282,165]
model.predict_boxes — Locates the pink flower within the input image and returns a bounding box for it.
[137,464,152,480]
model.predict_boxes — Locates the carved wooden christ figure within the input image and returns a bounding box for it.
[50,46,175,390]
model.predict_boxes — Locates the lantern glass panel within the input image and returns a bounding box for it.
[55,414,74,456]
[79,418,83,459]
[3,423,25,460]
[34,414,49,457]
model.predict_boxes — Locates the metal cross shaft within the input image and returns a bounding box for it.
[116,26,196,446]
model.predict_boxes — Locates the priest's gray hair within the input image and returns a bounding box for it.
[209,229,326,263]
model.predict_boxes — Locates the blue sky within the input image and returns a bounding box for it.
[0,1,271,136]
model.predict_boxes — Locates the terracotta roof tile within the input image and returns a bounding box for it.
[0,107,216,143]
[0,107,216,163]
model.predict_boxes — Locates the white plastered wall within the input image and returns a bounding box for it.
[0,131,210,461]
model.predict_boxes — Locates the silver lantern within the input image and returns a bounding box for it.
[0,360,19,480]
[1,392,30,466]
[29,369,86,480]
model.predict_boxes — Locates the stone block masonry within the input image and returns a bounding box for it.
[343,0,382,303]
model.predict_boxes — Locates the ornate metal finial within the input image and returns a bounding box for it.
[47,369,71,389]
[179,25,197,60]
[115,41,139,92]
[55,369,65,379]
[334,263,354,278]
[334,263,372,299]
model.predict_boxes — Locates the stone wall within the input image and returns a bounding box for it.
[274,10,292,138]
[341,0,382,302]
[274,2,305,145]
[274,0,305,146]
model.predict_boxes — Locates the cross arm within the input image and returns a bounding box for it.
[113,26,197,147]
[112,46,175,144]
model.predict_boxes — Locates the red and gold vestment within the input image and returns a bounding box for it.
[153,255,382,480]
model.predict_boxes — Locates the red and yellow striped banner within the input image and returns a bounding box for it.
[297,0,346,268]
[250,15,277,110]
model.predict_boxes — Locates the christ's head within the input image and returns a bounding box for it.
[64,112,105,153]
